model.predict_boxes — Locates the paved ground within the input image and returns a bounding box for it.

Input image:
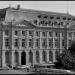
[0,69,34,74]
[0,69,75,74]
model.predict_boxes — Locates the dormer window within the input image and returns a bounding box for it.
[57,17,60,19]
[73,18,75,21]
[63,17,66,20]
[44,16,48,18]
[50,16,54,19]
[68,18,71,20]
[38,15,41,18]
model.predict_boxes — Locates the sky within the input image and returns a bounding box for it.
[0,1,75,16]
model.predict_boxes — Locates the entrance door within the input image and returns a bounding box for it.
[21,51,26,65]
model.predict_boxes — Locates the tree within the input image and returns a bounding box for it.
[54,40,75,70]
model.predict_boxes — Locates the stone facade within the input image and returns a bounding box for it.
[0,6,75,68]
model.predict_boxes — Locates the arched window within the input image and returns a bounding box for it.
[21,51,26,65]
[29,51,33,63]
[14,51,19,65]
[49,51,53,62]
[42,50,47,62]
[55,51,59,60]
[36,51,40,63]
[5,51,9,65]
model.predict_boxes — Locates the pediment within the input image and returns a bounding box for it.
[13,20,36,28]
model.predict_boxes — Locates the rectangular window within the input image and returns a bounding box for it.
[5,30,9,35]
[49,31,52,37]
[55,39,59,48]
[5,38,9,47]
[36,31,40,36]
[22,39,26,48]
[42,39,47,48]
[74,32,75,37]
[68,32,72,37]
[14,39,19,47]
[29,31,33,36]
[68,39,72,47]
[62,39,65,47]
[42,32,46,37]
[55,32,58,37]
[60,22,63,26]
[35,39,39,48]
[22,31,26,36]
[29,39,33,48]
[14,31,18,36]
[49,39,53,48]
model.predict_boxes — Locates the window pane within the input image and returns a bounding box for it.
[14,39,19,47]
[49,51,53,61]
[49,32,52,37]
[42,51,46,62]
[36,51,40,63]
[42,32,46,36]
[22,39,26,48]
[68,32,72,37]
[35,39,39,48]
[22,31,26,36]
[49,39,53,48]
[5,30,9,35]
[36,31,40,36]
[42,39,47,48]
[14,31,18,36]
[29,39,33,48]
[5,38,9,47]
[55,39,59,48]
[68,39,72,47]
[62,39,65,47]
[29,31,33,36]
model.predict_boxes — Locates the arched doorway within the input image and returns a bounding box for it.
[49,51,53,62]
[21,51,26,65]
[42,50,47,62]
[14,51,19,65]
[29,51,33,63]
[36,51,40,63]
[5,51,9,66]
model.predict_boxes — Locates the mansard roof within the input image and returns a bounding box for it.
[0,6,75,21]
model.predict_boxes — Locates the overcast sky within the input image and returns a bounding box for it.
[0,1,75,16]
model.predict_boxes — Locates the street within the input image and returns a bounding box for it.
[0,69,34,74]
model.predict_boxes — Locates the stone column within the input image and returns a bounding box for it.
[11,51,15,67]
[2,51,6,67]
[40,31,42,49]
[33,50,36,64]
[47,32,49,49]
[46,50,49,63]
[26,51,30,66]
[39,50,42,64]
[26,31,29,49]
[53,32,55,50]
[19,51,21,65]
[53,50,56,62]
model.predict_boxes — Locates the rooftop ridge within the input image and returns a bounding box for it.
[5,7,75,17]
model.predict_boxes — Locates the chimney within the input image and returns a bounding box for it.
[17,5,20,10]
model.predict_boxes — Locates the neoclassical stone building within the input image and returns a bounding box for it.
[0,5,75,68]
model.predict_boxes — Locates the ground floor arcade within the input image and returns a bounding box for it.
[2,50,62,68]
